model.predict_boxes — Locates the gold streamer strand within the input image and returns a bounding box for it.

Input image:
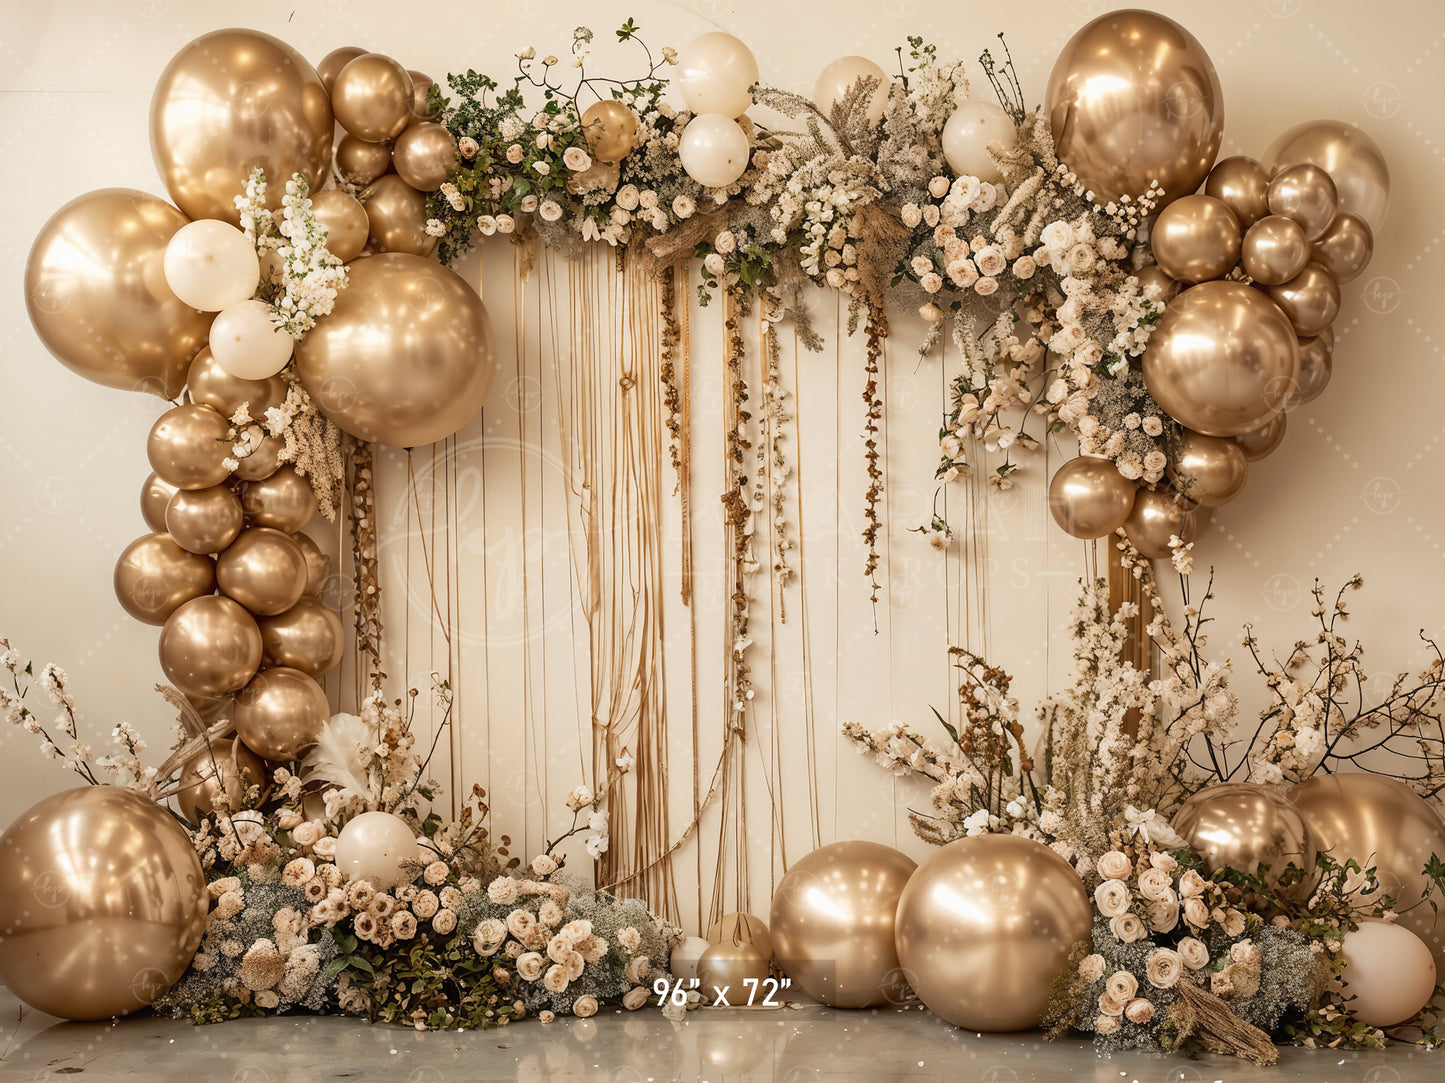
[861,300,887,627]
[347,437,384,696]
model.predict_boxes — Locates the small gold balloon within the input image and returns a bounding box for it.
[1151,195,1241,284]
[408,70,439,121]
[141,472,180,533]
[895,834,1091,1032]
[1263,120,1390,232]
[1168,430,1248,507]
[332,53,414,142]
[1235,412,1287,461]
[317,46,368,94]
[1313,211,1373,284]
[360,174,438,257]
[707,912,773,962]
[241,466,318,532]
[231,425,285,483]
[1290,329,1335,407]
[165,485,244,555]
[147,404,232,491]
[1267,164,1339,242]
[1048,457,1137,539]
[1241,215,1310,286]
[309,190,371,263]
[175,737,270,823]
[1204,155,1270,228]
[293,533,333,596]
[114,532,217,625]
[159,595,263,698]
[582,100,640,164]
[1135,265,1182,304]
[0,787,207,1020]
[259,595,345,679]
[336,134,393,187]
[392,122,459,192]
[696,941,771,1001]
[1122,487,1196,560]
[217,527,308,617]
[232,666,330,762]
[1174,782,1318,893]
[187,348,288,421]
[1268,262,1340,338]
[769,840,917,1009]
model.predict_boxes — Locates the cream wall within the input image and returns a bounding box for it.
[1,0,1439,931]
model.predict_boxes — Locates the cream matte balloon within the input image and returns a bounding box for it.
[697,942,771,1000]
[1204,156,1270,228]
[669,936,712,982]
[1267,262,1339,338]
[165,485,244,555]
[231,425,285,483]
[1289,773,1445,984]
[296,253,496,447]
[232,666,329,762]
[1150,195,1241,284]
[1122,487,1196,560]
[1267,164,1338,242]
[1241,215,1310,286]
[187,348,288,422]
[332,53,414,142]
[392,122,459,192]
[408,71,438,122]
[1235,411,1287,461]
[150,29,332,225]
[1339,919,1437,1028]
[675,32,758,119]
[582,100,640,165]
[814,56,890,127]
[25,189,208,399]
[259,596,344,679]
[1173,783,1317,892]
[894,834,1091,1032]
[1290,329,1334,407]
[1264,120,1390,232]
[1135,265,1182,304]
[158,595,263,698]
[333,811,422,890]
[210,299,295,380]
[678,113,752,189]
[1045,10,1223,207]
[1313,212,1373,284]
[769,840,917,1008]
[241,466,318,532]
[147,404,232,490]
[1168,430,1248,507]
[1142,282,1300,437]
[293,533,333,596]
[941,100,1014,182]
[114,532,216,625]
[0,787,207,1020]
[359,174,438,257]
[1048,457,1137,539]
[707,912,773,962]
[217,527,308,617]
[162,220,260,313]
[141,472,180,533]
[309,190,370,263]
[175,737,270,824]
[317,45,367,94]
[336,134,393,186]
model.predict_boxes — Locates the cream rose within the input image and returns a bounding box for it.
[1105,970,1138,1003]
[1147,898,1180,933]
[1097,993,1125,1018]
[473,918,507,956]
[412,890,440,920]
[1222,909,1247,937]
[1124,997,1155,1024]
[489,877,519,905]
[1177,936,1209,971]
[1110,913,1146,943]
[1177,870,1207,898]
[1149,851,1179,873]
[1095,1014,1120,1036]
[1144,948,1183,989]
[292,821,324,848]
[974,246,1006,277]
[423,861,449,886]
[432,909,457,936]
[516,951,546,981]
[312,836,337,860]
[1183,897,1211,929]
[1078,954,1106,983]
[543,964,569,994]
[572,994,599,1018]
[1136,867,1175,903]
[623,986,651,1011]
[974,276,999,297]
[1094,879,1131,918]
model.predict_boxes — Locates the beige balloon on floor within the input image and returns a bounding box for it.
[392,122,458,192]
[165,484,245,555]
[233,666,329,762]
[1235,412,1287,461]
[360,174,438,257]
[1313,212,1373,283]
[1338,919,1437,1028]
[895,834,1091,1032]
[336,134,393,187]
[309,190,371,263]
[1268,262,1339,338]
[1047,457,1137,539]
[769,840,917,1008]
[317,45,367,94]
[141,472,180,533]
[0,787,207,1020]
[1168,430,1248,507]
[1150,195,1241,284]
[1267,164,1338,242]
[332,53,414,142]
[241,466,318,532]
[114,532,217,625]
[582,100,640,164]
[217,527,308,616]
[159,595,263,698]
[25,189,209,399]
[1241,215,1310,286]
[147,404,233,491]
[697,941,771,1001]
[707,912,773,962]
[175,737,271,823]
[1263,120,1390,232]
[187,348,289,422]
[259,596,345,679]
[293,533,333,596]
[1204,156,1270,228]
[1173,783,1317,893]
[1122,487,1196,560]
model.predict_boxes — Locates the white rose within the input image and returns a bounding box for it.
[1105,970,1138,1003]
[543,964,569,993]
[900,203,922,228]
[919,271,942,294]
[1067,243,1096,274]
[563,146,592,172]
[572,994,598,1018]
[1137,867,1175,903]
[703,253,726,276]
[1147,898,1179,933]
[1222,909,1247,938]
[1177,936,1210,971]
[1145,948,1182,989]
[1012,255,1037,279]
[1097,992,1125,1017]
[974,276,999,296]
[1183,897,1211,929]
[929,176,951,198]
[516,951,546,981]
[539,200,563,222]
[1177,870,1207,898]
[714,231,737,255]
[1111,913,1146,943]
[1093,879,1131,918]
[974,246,1006,277]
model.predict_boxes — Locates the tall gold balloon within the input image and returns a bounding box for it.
[336,135,393,187]
[1289,774,1445,983]
[317,46,368,94]
[1264,120,1390,232]
[1241,215,1310,286]
[1047,457,1137,539]
[1142,281,1300,437]
[25,189,208,399]
[293,533,333,596]
[1204,155,1270,227]
[1290,329,1334,407]
[1235,412,1287,461]
[1123,487,1196,560]
[150,29,332,225]
[232,666,330,762]
[1267,164,1338,242]
[895,835,1091,1032]
[259,596,345,679]
[1268,262,1339,338]
[159,595,263,698]
[141,472,180,533]
[147,404,233,491]
[769,841,917,1008]
[165,484,245,555]
[296,253,497,447]
[175,737,270,823]
[360,175,438,257]
[332,53,414,142]
[0,787,207,1020]
[187,348,288,421]
[1044,10,1223,207]
[707,912,773,962]
[217,527,308,617]
[1313,212,1373,284]
[696,941,771,1001]
[114,532,217,625]
[1168,430,1248,507]
[241,466,318,532]
[582,100,640,164]
[392,123,459,192]
[309,190,371,263]
[1150,195,1241,284]
[1173,783,1317,892]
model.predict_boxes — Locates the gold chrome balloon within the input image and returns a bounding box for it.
[1268,262,1339,338]
[187,348,288,422]
[231,425,285,483]
[317,46,367,94]
[360,175,438,257]
[159,595,263,698]
[1047,457,1137,539]
[1168,430,1248,507]
[332,53,414,142]
[1263,120,1390,232]
[895,834,1090,1032]
[296,253,497,447]
[392,122,459,192]
[1313,212,1373,284]
[1123,487,1196,560]
[1135,265,1181,304]
[165,485,245,555]
[1241,215,1310,286]
[1174,783,1317,892]
[240,466,318,532]
[147,404,233,491]
[1150,195,1241,284]
[1290,329,1334,407]
[707,912,773,963]
[25,189,208,399]
[150,29,332,225]
[1045,10,1223,207]
[336,134,394,187]
[1267,164,1338,242]
[1142,282,1300,437]
[293,533,333,596]
[0,787,207,1020]
[696,941,771,1002]
[769,840,917,1008]
[217,527,308,617]
[114,532,216,625]
[141,472,180,533]
[582,100,640,164]
[1235,412,1287,461]
[259,595,345,679]
[175,737,270,823]
[408,70,439,122]
[1289,774,1445,985]
[309,190,371,263]
[232,666,330,762]
[1204,155,1270,227]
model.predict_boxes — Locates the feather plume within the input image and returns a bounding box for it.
[301,713,373,805]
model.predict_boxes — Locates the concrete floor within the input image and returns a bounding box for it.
[0,985,1439,1081]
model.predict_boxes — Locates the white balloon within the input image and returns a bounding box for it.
[669,936,713,981]
[163,219,261,312]
[814,56,891,127]
[675,32,758,119]
[1339,918,1437,1027]
[209,300,294,380]
[334,811,422,891]
[679,114,752,189]
[942,100,1016,183]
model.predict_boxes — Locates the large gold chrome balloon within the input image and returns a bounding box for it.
[25,189,208,399]
[259,596,344,679]
[1047,457,1137,539]
[1150,195,1241,284]
[296,253,497,447]
[1174,783,1317,892]
[359,175,438,257]
[240,465,318,532]
[1235,412,1287,461]
[1289,773,1445,984]
[317,45,367,94]
[1142,282,1300,437]
[233,666,329,762]
[332,53,414,142]
[166,484,245,555]
[1268,262,1339,338]
[114,532,216,625]
[1122,487,1196,560]
[1204,155,1270,227]
[696,941,771,1001]
[1267,164,1338,242]
[217,526,308,616]
[1044,10,1223,207]
[159,595,263,698]
[1241,215,1310,286]
[1290,329,1334,407]
[141,472,180,533]
[1313,212,1373,284]
[175,737,270,823]
[769,840,917,1008]
[895,834,1091,1032]
[293,533,333,596]
[1168,430,1248,507]
[1134,265,1181,304]
[147,403,233,491]
[336,134,393,187]
[392,123,458,192]
[0,787,207,1020]
[187,347,288,422]
[1263,120,1390,232]
[707,912,773,963]
[309,190,370,263]
[231,425,285,482]
[150,29,332,225]
[582,100,640,165]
